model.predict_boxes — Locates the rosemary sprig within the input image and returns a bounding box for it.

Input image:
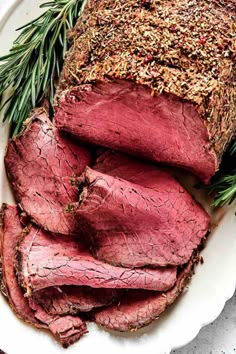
[211,174,236,207]
[0,0,86,136]
[210,140,236,207]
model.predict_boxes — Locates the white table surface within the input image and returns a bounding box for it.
[0,1,235,354]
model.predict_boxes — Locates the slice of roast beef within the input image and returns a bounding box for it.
[94,149,177,188]
[71,167,210,267]
[55,81,216,183]
[33,286,121,315]
[0,202,121,316]
[0,204,43,328]
[0,204,88,347]
[95,259,196,332]
[55,0,236,183]
[17,224,177,293]
[28,298,88,348]
[4,108,92,235]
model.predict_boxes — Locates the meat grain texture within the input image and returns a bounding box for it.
[55,0,236,183]
[85,153,210,267]
[0,205,42,327]
[28,298,87,348]
[18,224,177,293]
[4,109,92,235]
[33,286,121,315]
[0,204,88,348]
[95,259,196,331]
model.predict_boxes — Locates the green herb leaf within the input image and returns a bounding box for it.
[0,0,86,136]
[210,175,236,206]
[209,140,236,207]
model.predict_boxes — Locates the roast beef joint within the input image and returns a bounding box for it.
[1,0,235,349]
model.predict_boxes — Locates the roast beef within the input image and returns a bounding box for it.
[0,204,43,328]
[1,203,120,314]
[33,286,121,315]
[55,0,236,183]
[95,259,196,331]
[17,224,177,293]
[28,298,88,348]
[71,166,210,267]
[4,108,92,235]
[0,204,89,347]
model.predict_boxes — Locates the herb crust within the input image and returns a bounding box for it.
[58,0,236,163]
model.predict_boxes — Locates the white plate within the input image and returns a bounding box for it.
[1,2,236,354]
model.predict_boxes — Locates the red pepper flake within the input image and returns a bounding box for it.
[143,54,153,63]
[199,35,207,44]
[170,25,177,32]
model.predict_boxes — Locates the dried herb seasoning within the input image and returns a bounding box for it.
[58,0,236,163]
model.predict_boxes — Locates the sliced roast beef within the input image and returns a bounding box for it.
[94,149,178,188]
[71,167,210,267]
[33,286,121,315]
[55,81,216,182]
[95,259,196,332]
[4,108,92,235]
[0,204,88,347]
[0,203,120,318]
[0,202,121,316]
[17,224,177,293]
[28,299,88,348]
[55,0,236,183]
[0,204,43,328]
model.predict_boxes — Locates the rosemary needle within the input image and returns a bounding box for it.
[0,0,86,136]
[209,140,236,207]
